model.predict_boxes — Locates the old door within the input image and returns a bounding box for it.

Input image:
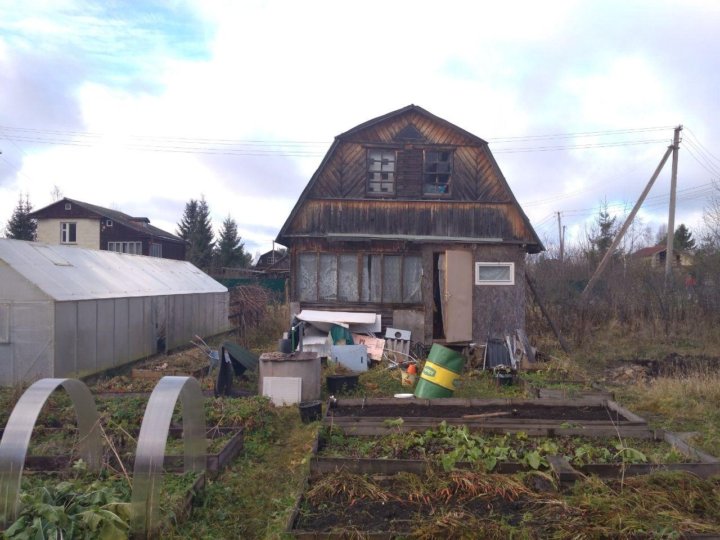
[443,250,472,342]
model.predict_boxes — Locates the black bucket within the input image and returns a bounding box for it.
[495,373,514,387]
[326,374,359,395]
[299,400,322,423]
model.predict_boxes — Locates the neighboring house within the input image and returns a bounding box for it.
[632,245,694,268]
[29,197,186,260]
[255,249,289,271]
[276,105,543,345]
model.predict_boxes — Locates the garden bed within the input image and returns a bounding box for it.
[288,469,720,538]
[325,397,651,437]
[4,426,244,477]
[3,469,205,538]
[312,423,719,480]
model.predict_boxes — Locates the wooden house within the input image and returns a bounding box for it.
[30,197,186,260]
[632,244,693,268]
[276,105,543,345]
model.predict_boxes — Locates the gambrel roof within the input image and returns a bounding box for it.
[277,105,543,253]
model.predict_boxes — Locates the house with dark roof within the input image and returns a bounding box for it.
[632,244,693,268]
[29,198,186,260]
[255,249,288,271]
[276,105,543,345]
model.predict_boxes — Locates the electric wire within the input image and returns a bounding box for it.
[684,126,720,167]
[683,140,720,177]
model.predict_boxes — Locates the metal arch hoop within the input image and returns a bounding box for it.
[131,376,206,537]
[0,378,101,526]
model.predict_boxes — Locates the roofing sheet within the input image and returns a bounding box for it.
[0,239,226,301]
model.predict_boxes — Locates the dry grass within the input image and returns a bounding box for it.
[617,372,720,456]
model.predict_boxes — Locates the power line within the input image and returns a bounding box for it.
[492,138,668,154]
[0,124,677,158]
[487,125,672,143]
[684,126,720,167]
[683,139,720,177]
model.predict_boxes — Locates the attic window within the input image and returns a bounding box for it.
[367,149,396,195]
[64,203,72,210]
[105,219,113,227]
[423,150,453,195]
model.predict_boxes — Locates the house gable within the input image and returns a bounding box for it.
[277,105,542,253]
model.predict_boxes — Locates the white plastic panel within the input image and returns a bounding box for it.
[262,376,302,406]
[76,300,98,374]
[0,239,226,301]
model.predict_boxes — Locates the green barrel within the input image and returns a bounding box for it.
[414,344,465,398]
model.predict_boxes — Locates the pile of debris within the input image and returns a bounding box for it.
[228,285,272,336]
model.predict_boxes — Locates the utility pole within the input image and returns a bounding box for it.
[581,143,674,301]
[664,125,682,284]
[557,212,564,263]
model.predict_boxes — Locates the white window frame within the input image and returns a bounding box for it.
[149,243,162,258]
[474,262,515,286]
[105,219,113,227]
[60,222,76,244]
[108,241,142,255]
[64,203,72,210]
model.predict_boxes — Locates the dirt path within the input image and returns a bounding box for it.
[168,407,318,539]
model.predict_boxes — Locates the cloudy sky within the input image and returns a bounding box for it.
[1,0,719,257]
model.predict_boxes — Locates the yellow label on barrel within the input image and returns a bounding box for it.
[421,361,459,391]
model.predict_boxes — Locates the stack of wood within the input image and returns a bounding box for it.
[228,285,271,337]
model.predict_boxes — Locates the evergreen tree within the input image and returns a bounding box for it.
[587,201,618,261]
[5,194,37,240]
[214,216,252,269]
[673,223,695,251]
[176,199,198,242]
[177,197,214,269]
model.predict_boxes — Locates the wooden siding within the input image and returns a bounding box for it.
[284,200,533,243]
[279,106,541,251]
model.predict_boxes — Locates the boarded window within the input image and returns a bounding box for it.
[299,253,421,304]
[318,254,338,301]
[402,255,422,303]
[338,255,359,302]
[361,255,383,302]
[297,254,318,301]
[382,256,402,303]
[367,149,396,194]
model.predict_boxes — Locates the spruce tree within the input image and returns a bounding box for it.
[214,215,252,269]
[673,223,695,251]
[587,201,618,262]
[177,199,199,241]
[177,197,214,269]
[5,194,37,240]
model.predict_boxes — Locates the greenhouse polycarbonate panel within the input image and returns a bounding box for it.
[0,378,101,526]
[0,239,227,301]
[131,376,206,536]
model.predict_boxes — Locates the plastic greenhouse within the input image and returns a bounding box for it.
[0,239,230,385]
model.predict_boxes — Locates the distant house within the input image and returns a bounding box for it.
[29,197,186,260]
[276,105,543,345]
[632,245,693,268]
[255,249,288,271]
